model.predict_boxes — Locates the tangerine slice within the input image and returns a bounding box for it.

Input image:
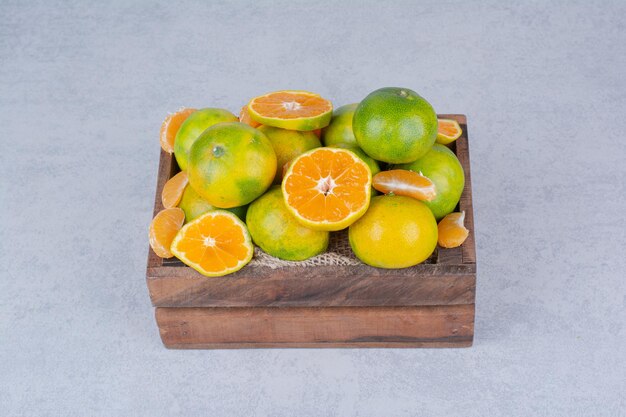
[248,90,333,131]
[372,169,436,202]
[282,147,372,231]
[159,108,197,153]
[170,210,253,277]
[436,118,462,145]
[238,105,261,128]
[161,171,188,209]
[437,211,469,248]
[149,208,185,258]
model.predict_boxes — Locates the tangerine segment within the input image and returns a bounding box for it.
[437,211,469,248]
[372,169,436,202]
[239,105,261,128]
[436,118,462,145]
[282,148,372,231]
[248,91,333,131]
[161,171,188,208]
[159,108,197,153]
[149,208,185,258]
[170,211,253,277]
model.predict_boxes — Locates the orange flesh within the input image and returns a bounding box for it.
[438,119,461,137]
[239,105,261,127]
[372,169,437,202]
[161,171,188,208]
[160,108,197,153]
[250,92,332,119]
[438,212,469,248]
[173,213,251,274]
[284,148,370,223]
[149,208,185,258]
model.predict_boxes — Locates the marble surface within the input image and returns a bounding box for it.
[1,1,625,415]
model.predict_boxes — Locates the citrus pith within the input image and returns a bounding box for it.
[282,147,372,231]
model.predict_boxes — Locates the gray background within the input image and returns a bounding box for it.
[1,0,625,415]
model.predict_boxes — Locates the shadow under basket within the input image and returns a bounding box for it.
[147,114,476,348]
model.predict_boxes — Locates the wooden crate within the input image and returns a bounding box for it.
[147,114,476,348]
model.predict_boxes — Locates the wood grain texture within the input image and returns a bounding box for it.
[156,304,474,349]
[440,114,476,265]
[146,114,477,309]
[148,266,475,307]
[147,149,176,268]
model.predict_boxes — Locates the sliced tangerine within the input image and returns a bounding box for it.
[248,90,333,131]
[436,118,462,145]
[282,147,372,231]
[372,169,436,202]
[239,105,261,128]
[437,211,469,248]
[149,208,185,258]
[170,210,253,277]
[161,171,188,209]
[159,107,197,153]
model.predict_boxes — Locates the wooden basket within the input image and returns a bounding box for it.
[146,114,476,348]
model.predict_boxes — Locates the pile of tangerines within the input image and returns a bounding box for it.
[149,88,469,277]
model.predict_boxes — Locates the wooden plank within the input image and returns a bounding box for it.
[147,265,475,307]
[436,247,463,265]
[156,304,474,349]
[444,115,477,265]
[146,150,173,269]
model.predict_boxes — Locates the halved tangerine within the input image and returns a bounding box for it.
[248,90,333,131]
[149,208,185,258]
[436,118,462,145]
[159,107,197,153]
[239,105,261,128]
[161,171,188,208]
[437,211,469,248]
[372,169,436,202]
[282,147,372,231]
[170,210,253,277]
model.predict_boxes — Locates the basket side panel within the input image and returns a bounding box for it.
[156,305,474,348]
[443,115,476,265]
[147,150,176,268]
[147,265,475,307]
